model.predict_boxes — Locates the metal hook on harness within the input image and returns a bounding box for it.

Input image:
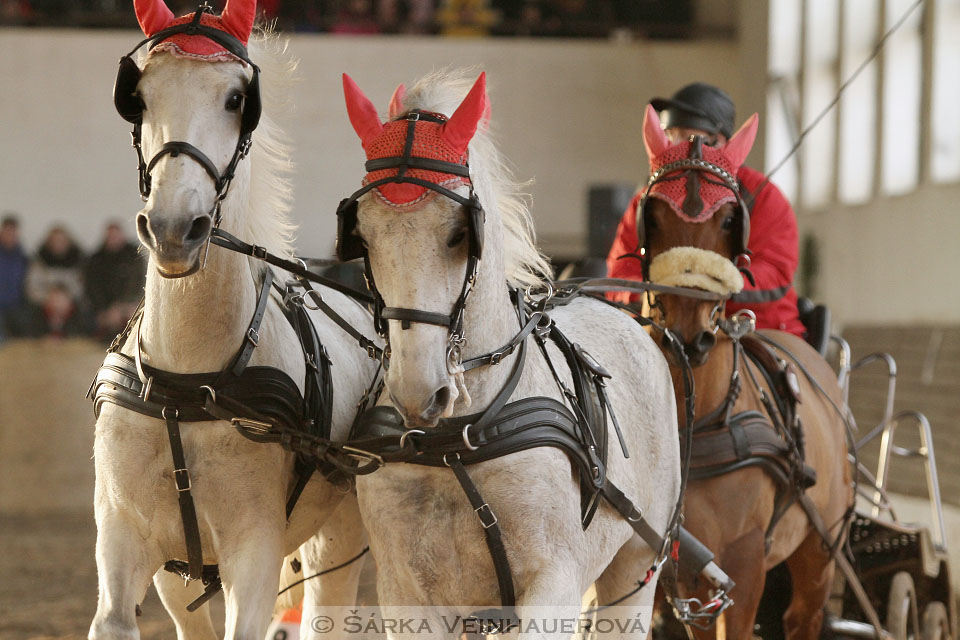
[671,589,734,630]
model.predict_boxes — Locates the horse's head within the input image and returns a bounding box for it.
[638,105,758,366]
[117,0,260,277]
[339,72,491,426]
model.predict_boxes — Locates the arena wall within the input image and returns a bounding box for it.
[0,28,745,259]
[798,182,960,325]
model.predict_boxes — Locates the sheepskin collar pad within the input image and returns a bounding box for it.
[648,246,744,296]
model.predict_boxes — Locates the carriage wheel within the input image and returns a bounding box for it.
[921,602,952,640]
[886,571,920,640]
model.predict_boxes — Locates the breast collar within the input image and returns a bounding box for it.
[88,269,336,607]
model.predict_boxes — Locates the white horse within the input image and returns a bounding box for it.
[90,9,377,640]
[340,69,681,639]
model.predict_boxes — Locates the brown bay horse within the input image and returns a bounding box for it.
[634,106,854,639]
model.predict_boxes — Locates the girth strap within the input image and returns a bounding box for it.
[162,406,204,580]
[447,457,516,608]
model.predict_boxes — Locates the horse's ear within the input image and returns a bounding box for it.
[343,74,383,149]
[221,0,257,44]
[388,83,406,119]
[441,72,487,154]
[134,0,174,37]
[643,104,671,161]
[723,113,759,169]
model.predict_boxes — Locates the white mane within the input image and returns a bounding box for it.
[243,28,298,261]
[399,68,552,288]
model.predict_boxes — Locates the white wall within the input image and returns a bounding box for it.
[799,181,960,325]
[0,28,745,258]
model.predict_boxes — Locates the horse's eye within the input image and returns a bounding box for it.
[721,215,735,231]
[225,92,243,112]
[447,229,467,248]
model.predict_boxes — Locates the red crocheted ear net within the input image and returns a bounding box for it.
[363,114,471,207]
[148,12,250,63]
[647,141,740,223]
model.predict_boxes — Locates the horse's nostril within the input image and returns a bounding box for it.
[137,214,154,246]
[429,386,452,413]
[186,215,211,242]
[694,331,717,354]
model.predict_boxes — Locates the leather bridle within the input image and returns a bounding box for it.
[114,5,261,275]
[335,110,485,373]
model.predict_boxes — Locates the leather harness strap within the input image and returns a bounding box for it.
[163,406,204,579]
[447,457,516,608]
[91,270,338,608]
[347,295,679,617]
[231,268,274,376]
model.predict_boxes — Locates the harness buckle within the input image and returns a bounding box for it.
[475,503,498,529]
[173,468,192,492]
[252,245,267,259]
[489,350,506,366]
[627,505,645,523]
[231,417,273,434]
[462,424,479,451]
[246,327,260,347]
[341,445,384,467]
[143,376,155,403]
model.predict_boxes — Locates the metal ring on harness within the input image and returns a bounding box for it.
[399,429,424,449]
[462,423,479,451]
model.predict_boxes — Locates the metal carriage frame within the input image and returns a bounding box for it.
[818,337,955,640]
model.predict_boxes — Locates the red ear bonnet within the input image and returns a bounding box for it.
[644,107,759,222]
[343,73,489,206]
[134,0,257,62]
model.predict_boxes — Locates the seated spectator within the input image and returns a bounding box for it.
[378,0,435,34]
[29,282,93,339]
[22,225,90,337]
[437,0,497,36]
[329,0,380,34]
[85,222,145,339]
[0,214,29,341]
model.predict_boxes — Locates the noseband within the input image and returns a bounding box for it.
[115,5,261,259]
[336,110,485,373]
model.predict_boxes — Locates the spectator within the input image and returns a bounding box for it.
[378,0,434,33]
[329,0,380,34]
[436,0,496,36]
[0,214,29,341]
[21,225,91,337]
[33,282,92,339]
[85,222,145,339]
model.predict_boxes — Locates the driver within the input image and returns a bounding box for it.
[605,82,804,337]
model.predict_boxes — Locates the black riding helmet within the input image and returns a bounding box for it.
[650,82,735,140]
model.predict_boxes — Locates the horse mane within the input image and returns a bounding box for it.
[399,68,552,288]
[243,27,298,262]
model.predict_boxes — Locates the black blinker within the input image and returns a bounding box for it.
[336,199,365,262]
[115,56,144,125]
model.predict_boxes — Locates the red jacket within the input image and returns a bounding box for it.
[605,165,805,336]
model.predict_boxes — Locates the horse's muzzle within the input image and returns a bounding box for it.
[137,212,212,277]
